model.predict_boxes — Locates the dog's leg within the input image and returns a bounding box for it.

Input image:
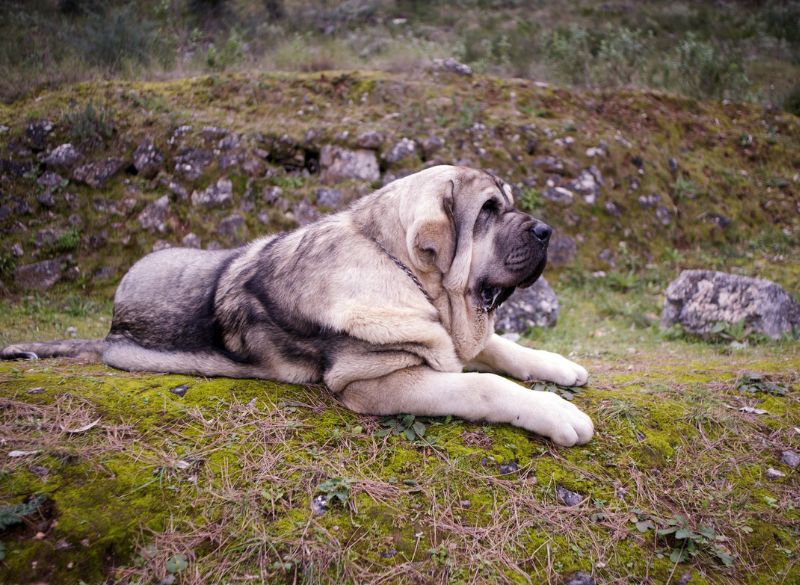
[102,341,270,379]
[468,334,589,387]
[340,366,593,446]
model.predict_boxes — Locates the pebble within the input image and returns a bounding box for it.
[781,450,799,469]
[169,384,189,397]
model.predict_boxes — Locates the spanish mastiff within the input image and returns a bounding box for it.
[2,166,593,446]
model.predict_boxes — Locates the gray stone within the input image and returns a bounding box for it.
[263,185,289,211]
[37,191,56,208]
[433,57,473,76]
[661,270,800,339]
[25,120,55,151]
[37,171,63,189]
[34,229,57,248]
[638,193,660,209]
[217,213,246,238]
[14,259,62,290]
[174,148,213,181]
[494,277,559,333]
[320,145,380,183]
[133,139,164,179]
[11,243,23,257]
[781,450,799,469]
[655,205,672,226]
[292,199,320,226]
[43,143,80,171]
[533,156,568,174]
[420,135,445,158]
[548,234,577,267]
[384,138,418,165]
[138,195,170,233]
[242,156,266,177]
[543,186,574,205]
[564,572,595,585]
[152,240,172,252]
[72,158,126,189]
[181,233,201,249]
[316,188,344,208]
[568,166,603,204]
[556,486,583,507]
[192,178,233,208]
[356,131,384,150]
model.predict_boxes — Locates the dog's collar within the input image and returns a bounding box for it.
[364,233,434,305]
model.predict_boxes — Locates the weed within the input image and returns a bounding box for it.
[517,187,542,213]
[735,372,788,396]
[62,102,115,147]
[78,5,155,71]
[532,381,583,402]
[317,477,351,507]
[377,414,428,441]
[0,495,48,531]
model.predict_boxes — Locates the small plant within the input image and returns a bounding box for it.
[736,372,788,396]
[0,495,47,531]
[632,511,734,566]
[517,187,542,213]
[377,414,428,441]
[317,477,351,507]
[532,382,583,402]
[63,102,115,147]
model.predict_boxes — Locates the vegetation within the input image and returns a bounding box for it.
[1,1,800,108]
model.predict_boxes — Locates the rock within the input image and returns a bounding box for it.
[668,157,679,173]
[37,171,63,189]
[72,158,126,189]
[43,143,80,171]
[152,240,172,252]
[25,120,55,151]
[132,140,164,179]
[319,146,380,183]
[564,572,595,585]
[543,186,574,205]
[781,450,799,469]
[356,131,384,150]
[138,196,170,233]
[14,259,62,290]
[661,270,800,339]
[311,494,328,516]
[548,234,577,267]
[705,213,732,229]
[498,461,519,474]
[167,180,188,200]
[533,155,568,174]
[93,267,116,281]
[0,159,34,178]
[174,148,213,181]
[37,191,56,208]
[638,193,660,209]
[556,486,583,506]
[218,150,243,171]
[241,156,266,177]
[34,228,57,248]
[568,166,603,204]
[432,57,473,76]
[316,188,344,208]
[181,233,201,249]
[655,205,672,226]
[598,249,616,267]
[11,243,23,257]
[292,199,320,226]
[767,467,785,480]
[494,277,559,333]
[192,178,233,208]
[217,213,245,238]
[384,138,418,165]
[420,135,445,158]
[170,384,189,397]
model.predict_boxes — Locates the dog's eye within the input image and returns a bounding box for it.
[481,199,499,215]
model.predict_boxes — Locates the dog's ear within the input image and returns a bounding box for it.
[409,182,456,274]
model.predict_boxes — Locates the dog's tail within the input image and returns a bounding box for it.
[0,339,106,362]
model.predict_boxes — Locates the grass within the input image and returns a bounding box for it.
[0,285,798,583]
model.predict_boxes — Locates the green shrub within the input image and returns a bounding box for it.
[78,5,155,71]
[783,82,800,116]
[63,102,115,146]
[666,33,750,100]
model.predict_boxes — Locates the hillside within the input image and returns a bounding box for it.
[0,71,799,584]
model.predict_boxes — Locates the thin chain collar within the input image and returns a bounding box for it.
[363,232,435,305]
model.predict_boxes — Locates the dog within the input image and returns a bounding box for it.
[2,166,593,446]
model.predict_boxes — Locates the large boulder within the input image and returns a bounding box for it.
[494,277,560,333]
[14,259,62,291]
[661,270,800,339]
[72,158,126,189]
[319,146,380,183]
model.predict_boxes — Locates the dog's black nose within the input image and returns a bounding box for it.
[531,222,552,242]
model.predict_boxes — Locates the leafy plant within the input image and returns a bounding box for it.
[0,495,47,531]
[63,102,115,147]
[317,477,351,507]
[736,372,788,396]
[632,511,734,566]
[517,187,542,213]
[532,382,583,402]
[166,553,189,574]
[378,414,428,441]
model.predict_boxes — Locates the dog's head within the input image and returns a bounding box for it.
[402,165,551,312]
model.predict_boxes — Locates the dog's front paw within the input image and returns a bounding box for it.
[547,355,589,387]
[522,390,594,446]
[519,350,588,387]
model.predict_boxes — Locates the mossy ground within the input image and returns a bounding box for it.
[1,284,798,584]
